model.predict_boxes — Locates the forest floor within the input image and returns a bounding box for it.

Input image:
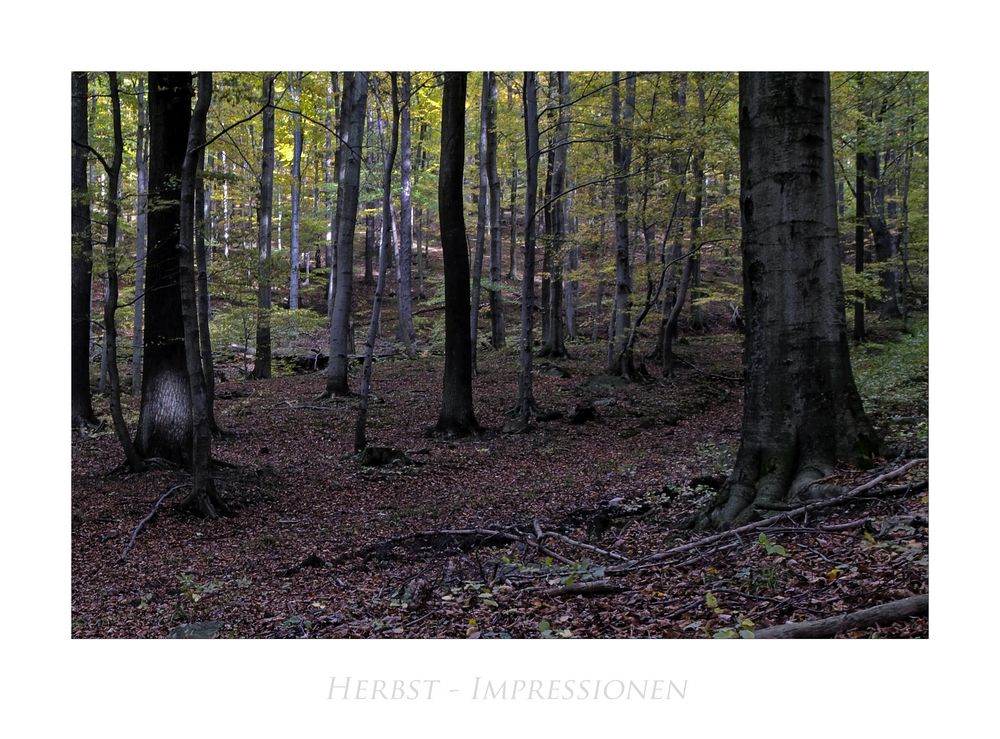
[71,311,928,639]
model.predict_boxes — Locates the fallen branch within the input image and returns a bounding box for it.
[541,581,628,597]
[119,483,189,562]
[611,459,927,572]
[754,593,928,638]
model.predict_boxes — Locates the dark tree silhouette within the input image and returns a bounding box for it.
[434,72,480,437]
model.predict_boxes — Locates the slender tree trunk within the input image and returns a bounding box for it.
[486,72,505,349]
[131,76,148,397]
[195,144,218,433]
[396,71,416,349]
[609,72,636,377]
[179,72,228,517]
[136,72,193,464]
[508,151,519,280]
[662,82,705,375]
[99,73,146,472]
[289,71,303,310]
[694,72,878,530]
[221,149,230,258]
[470,73,490,374]
[515,72,541,422]
[356,73,400,451]
[326,72,369,397]
[435,72,480,437]
[253,74,275,379]
[71,72,98,427]
[541,71,570,358]
[854,144,866,343]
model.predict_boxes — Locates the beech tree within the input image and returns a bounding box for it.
[136,72,193,463]
[693,72,879,530]
[485,72,504,349]
[325,72,369,397]
[513,71,541,423]
[71,72,97,428]
[131,76,148,396]
[178,72,228,517]
[434,71,480,437]
[252,74,275,379]
[608,72,636,377]
[396,71,416,349]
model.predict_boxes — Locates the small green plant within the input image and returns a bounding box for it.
[757,532,787,557]
[538,620,574,638]
[704,592,755,638]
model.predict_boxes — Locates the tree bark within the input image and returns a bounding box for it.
[100,73,146,472]
[131,76,148,397]
[486,72,505,349]
[178,72,228,517]
[755,594,927,638]
[470,73,490,374]
[356,73,400,451]
[514,72,541,422]
[194,141,218,432]
[854,143,866,342]
[252,74,275,379]
[71,72,98,427]
[694,72,879,530]
[325,72,369,396]
[289,71,303,310]
[541,71,570,358]
[136,72,194,464]
[609,72,636,377]
[396,71,416,349]
[434,72,480,437]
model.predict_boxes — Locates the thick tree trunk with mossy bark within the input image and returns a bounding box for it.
[435,72,481,438]
[693,72,879,530]
[136,72,194,464]
[71,72,98,428]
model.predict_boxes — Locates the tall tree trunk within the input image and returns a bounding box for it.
[71,72,98,427]
[541,71,570,358]
[396,71,416,349]
[662,80,705,375]
[179,72,228,517]
[99,73,146,472]
[854,143,866,342]
[195,144,218,433]
[515,72,541,422]
[486,72,505,349]
[136,72,193,464]
[356,73,400,451]
[508,151,519,280]
[609,72,636,377]
[434,72,480,437]
[289,72,303,310]
[325,72,369,397]
[253,74,275,379]
[131,76,148,397]
[693,72,878,530]
[470,73,490,374]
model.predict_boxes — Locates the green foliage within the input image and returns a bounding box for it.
[756,533,787,557]
[851,314,929,449]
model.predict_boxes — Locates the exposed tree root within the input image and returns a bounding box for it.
[119,483,190,562]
